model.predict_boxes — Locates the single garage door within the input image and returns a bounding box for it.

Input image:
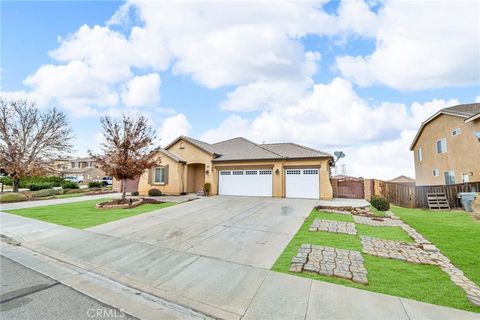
[219,169,272,197]
[285,168,320,199]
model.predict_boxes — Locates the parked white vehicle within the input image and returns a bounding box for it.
[95,176,113,186]
[64,176,80,183]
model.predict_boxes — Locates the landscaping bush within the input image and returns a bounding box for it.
[62,181,79,189]
[203,182,211,195]
[19,176,64,188]
[370,195,390,211]
[32,189,56,198]
[88,181,103,188]
[0,193,28,203]
[0,176,12,185]
[64,188,88,194]
[131,191,139,196]
[28,182,54,191]
[148,188,162,196]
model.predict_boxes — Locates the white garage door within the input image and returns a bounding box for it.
[285,168,320,199]
[219,169,272,197]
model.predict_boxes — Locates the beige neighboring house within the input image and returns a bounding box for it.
[389,175,415,185]
[53,157,105,183]
[410,103,480,186]
[135,136,334,199]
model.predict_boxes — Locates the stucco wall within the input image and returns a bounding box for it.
[137,153,185,195]
[412,115,480,186]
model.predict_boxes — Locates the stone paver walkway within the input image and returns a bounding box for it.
[290,244,368,284]
[309,219,357,235]
[361,236,436,264]
[353,215,402,227]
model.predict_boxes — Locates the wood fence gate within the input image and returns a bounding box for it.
[336,178,365,199]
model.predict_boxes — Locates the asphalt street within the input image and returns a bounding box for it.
[0,255,136,320]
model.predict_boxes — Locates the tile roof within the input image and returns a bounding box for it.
[158,148,186,163]
[165,136,332,162]
[260,142,332,159]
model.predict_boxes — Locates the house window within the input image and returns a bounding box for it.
[436,138,447,154]
[417,148,422,162]
[154,167,165,184]
[432,169,439,177]
[452,128,461,136]
[462,173,470,183]
[444,171,455,185]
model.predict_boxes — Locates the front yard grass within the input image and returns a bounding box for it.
[392,206,480,288]
[5,198,175,229]
[272,208,480,313]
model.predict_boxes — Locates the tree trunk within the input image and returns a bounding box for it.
[12,178,20,193]
[121,178,127,201]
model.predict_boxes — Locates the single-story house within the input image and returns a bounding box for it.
[136,136,334,199]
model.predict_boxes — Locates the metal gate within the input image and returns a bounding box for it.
[336,178,364,199]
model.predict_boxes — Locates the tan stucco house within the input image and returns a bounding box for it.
[136,136,334,199]
[410,103,480,186]
[53,157,105,183]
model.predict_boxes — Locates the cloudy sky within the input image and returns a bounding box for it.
[1,1,479,179]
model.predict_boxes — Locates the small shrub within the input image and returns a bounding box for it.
[65,188,87,194]
[0,193,28,203]
[148,188,162,196]
[88,181,103,188]
[62,181,79,189]
[203,182,211,195]
[370,195,390,211]
[28,182,54,191]
[131,191,139,196]
[32,189,56,198]
[0,176,12,185]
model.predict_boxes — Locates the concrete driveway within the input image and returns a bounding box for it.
[88,196,316,269]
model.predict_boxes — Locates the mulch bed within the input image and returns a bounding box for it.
[96,197,165,210]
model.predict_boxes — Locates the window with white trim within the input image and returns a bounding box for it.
[452,128,461,136]
[303,169,319,174]
[417,148,422,162]
[444,171,455,185]
[432,169,439,177]
[245,170,258,175]
[436,138,447,154]
[220,171,231,175]
[154,167,165,183]
[259,170,272,175]
[232,171,244,175]
[462,173,470,183]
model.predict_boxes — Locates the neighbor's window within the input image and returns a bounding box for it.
[417,148,422,162]
[462,173,470,183]
[154,167,165,184]
[444,171,455,185]
[451,128,461,136]
[432,169,439,177]
[436,138,447,154]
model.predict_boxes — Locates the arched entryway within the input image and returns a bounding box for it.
[187,163,205,193]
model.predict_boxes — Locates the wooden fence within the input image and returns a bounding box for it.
[375,180,480,209]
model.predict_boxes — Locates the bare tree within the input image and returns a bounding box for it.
[0,98,73,192]
[89,115,158,201]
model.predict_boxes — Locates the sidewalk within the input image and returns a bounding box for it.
[1,212,479,320]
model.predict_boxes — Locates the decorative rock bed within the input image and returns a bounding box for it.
[290,244,368,284]
[309,219,357,235]
[95,198,164,209]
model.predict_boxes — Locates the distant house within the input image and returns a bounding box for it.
[410,103,480,186]
[389,175,415,185]
[130,136,334,199]
[53,157,105,183]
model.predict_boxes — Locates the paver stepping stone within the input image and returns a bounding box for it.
[353,215,402,227]
[289,244,368,284]
[309,219,357,235]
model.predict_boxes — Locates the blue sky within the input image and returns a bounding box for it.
[1,1,479,179]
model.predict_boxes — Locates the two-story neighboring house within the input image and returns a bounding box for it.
[410,103,480,186]
[53,157,105,183]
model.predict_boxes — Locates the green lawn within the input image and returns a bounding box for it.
[5,198,175,229]
[272,209,480,312]
[392,206,480,288]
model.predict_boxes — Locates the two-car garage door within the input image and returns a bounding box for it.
[218,168,320,199]
[219,169,272,197]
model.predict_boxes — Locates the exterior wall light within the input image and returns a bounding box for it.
[275,169,280,175]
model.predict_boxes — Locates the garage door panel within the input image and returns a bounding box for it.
[219,170,272,197]
[285,168,319,199]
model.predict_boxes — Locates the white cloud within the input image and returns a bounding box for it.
[336,1,480,90]
[121,73,161,107]
[158,114,192,146]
